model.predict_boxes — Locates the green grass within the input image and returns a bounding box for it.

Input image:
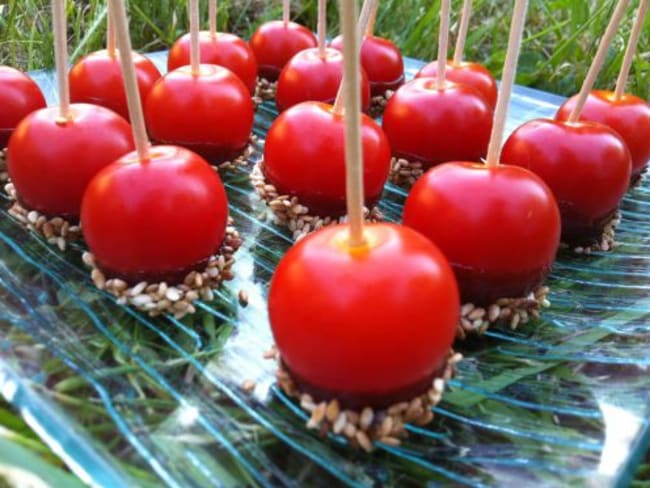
[0,0,649,485]
[0,0,649,98]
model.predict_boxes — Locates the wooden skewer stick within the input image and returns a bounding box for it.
[567,0,630,122]
[332,0,376,114]
[484,0,528,168]
[614,0,649,100]
[209,0,218,38]
[189,0,201,75]
[453,0,472,65]
[109,0,150,161]
[107,1,117,56]
[283,0,290,26]
[437,0,451,89]
[318,0,327,58]
[52,0,70,122]
[365,0,379,37]
[339,0,365,247]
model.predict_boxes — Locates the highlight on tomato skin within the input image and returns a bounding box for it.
[0,66,47,148]
[249,20,318,81]
[262,101,391,216]
[382,77,492,171]
[7,103,135,219]
[143,64,254,164]
[268,222,459,409]
[330,34,405,96]
[501,117,631,244]
[275,47,371,113]
[403,162,561,306]
[555,90,650,178]
[69,50,161,123]
[80,144,229,284]
[167,31,258,95]
[415,60,498,110]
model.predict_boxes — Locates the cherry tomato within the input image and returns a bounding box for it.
[382,78,492,170]
[263,101,391,216]
[167,31,258,95]
[81,145,228,284]
[556,90,650,178]
[249,20,317,81]
[144,65,254,164]
[69,49,161,122]
[275,47,371,112]
[269,222,459,409]
[415,60,497,110]
[0,66,47,147]
[403,163,561,305]
[330,35,404,96]
[7,104,134,219]
[501,119,631,244]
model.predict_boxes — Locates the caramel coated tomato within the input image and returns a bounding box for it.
[269,223,459,408]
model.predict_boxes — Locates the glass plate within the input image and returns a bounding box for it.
[0,52,648,487]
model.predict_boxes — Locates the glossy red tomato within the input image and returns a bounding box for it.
[69,49,161,121]
[275,47,371,112]
[382,78,492,170]
[263,101,391,216]
[403,163,561,305]
[167,31,258,94]
[269,222,459,408]
[7,104,134,219]
[415,60,498,110]
[81,145,228,284]
[556,90,650,178]
[0,66,47,147]
[249,20,317,81]
[144,65,254,164]
[330,35,404,96]
[501,119,631,244]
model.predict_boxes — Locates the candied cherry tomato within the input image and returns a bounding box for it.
[269,222,459,409]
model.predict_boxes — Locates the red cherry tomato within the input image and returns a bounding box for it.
[415,60,497,110]
[269,222,459,409]
[275,47,371,112]
[7,104,134,219]
[330,35,404,96]
[501,119,631,244]
[263,102,391,216]
[167,31,258,95]
[0,66,47,147]
[403,163,561,305]
[382,78,492,170]
[81,145,228,284]
[144,65,254,163]
[69,50,161,121]
[249,20,317,81]
[556,90,650,178]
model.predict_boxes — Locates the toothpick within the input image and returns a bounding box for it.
[332,0,376,114]
[614,0,648,100]
[568,0,630,122]
[283,0,290,26]
[437,0,451,89]
[318,0,327,58]
[209,0,217,38]
[484,0,528,168]
[189,0,201,75]
[109,0,150,161]
[339,0,365,247]
[453,0,472,65]
[52,0,70,122]
[365,0,378,37]
[107,1,116,57]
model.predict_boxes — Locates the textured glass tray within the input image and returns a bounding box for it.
[0,51,648,487]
